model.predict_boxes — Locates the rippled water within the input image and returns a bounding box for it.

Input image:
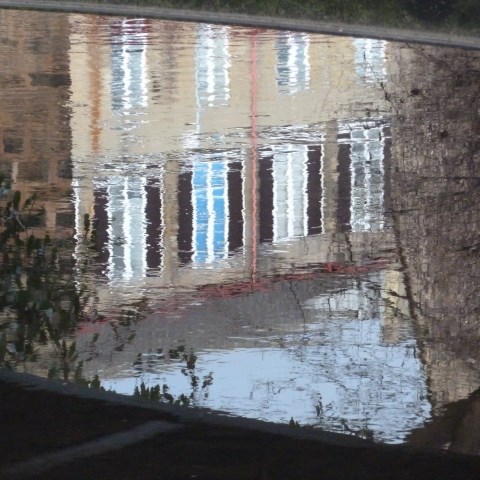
[1,9,480,450]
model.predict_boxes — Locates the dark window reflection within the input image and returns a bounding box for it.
[178,170,193,265]
[337,143,352,230]
[93,187,110,272]
[259,154,274,243]
[307,146,323,235]
[227,161,243,253]
[145,179,162,272]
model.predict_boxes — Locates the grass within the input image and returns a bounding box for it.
[57,0,480,35]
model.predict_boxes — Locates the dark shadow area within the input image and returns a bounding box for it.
[2,372,480,479]
[407,387,480,455]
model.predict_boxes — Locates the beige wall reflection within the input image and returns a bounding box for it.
[69,16,393,296]
[0,9,73,240]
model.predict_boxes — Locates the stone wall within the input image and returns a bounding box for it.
[387,42,480,406]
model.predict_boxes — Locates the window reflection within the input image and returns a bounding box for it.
[354,38,387,84]
[338,120,386,232]
[72,23,390,282]
[106,176,148,282]
[91,177,162,281]
[192,156,230,264]
[196,25,231,108]
[145,178,163,273]
[258,144,323,242]
[271,144,310,240]
[275,32,310,95]
[110,19,149,114]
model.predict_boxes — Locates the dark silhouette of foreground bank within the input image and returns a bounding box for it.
[2,371,480,480]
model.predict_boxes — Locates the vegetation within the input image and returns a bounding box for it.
[0,174,111,386]
[0,173,212,407]
[62,0,480,34]
[133,347,214,407]
[0,174,80,375]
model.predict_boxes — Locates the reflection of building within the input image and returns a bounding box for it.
[70,18,392,289]
[0,9,73,240]
[338,120,386,232]
[68,18,397,314]
[64,19,432,441]
[354,38,387,84]
[275,32,310,95]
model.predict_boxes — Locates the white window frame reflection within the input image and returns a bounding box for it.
[272,144,309,241]
[276,32,311,95]
[354,38,387,84]
[196,24,231,108]
[110,19,148,118]
[339,121,386,232]
[106,176,148,282]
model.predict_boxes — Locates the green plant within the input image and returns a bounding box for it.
[0,174,83,372]
[133,348,213,407]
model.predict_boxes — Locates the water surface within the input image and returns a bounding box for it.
[1,9,480,451]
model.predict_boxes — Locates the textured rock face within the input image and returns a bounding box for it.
[387,43,480,406]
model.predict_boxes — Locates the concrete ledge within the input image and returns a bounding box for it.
[4,369,480,479]
[0,0,479,50]
[0,369,372,448]
[2,420,181,478]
